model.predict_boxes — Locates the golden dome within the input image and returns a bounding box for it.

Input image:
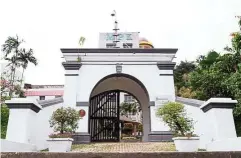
[139,37,154,48]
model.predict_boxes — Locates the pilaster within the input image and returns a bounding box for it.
[62,62,81,107]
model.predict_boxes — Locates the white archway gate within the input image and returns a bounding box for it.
[62,48,177,143]
[88,73,150,142]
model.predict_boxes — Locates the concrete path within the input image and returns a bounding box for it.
[72,142,175,152]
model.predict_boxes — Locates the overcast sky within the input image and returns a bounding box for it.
[0,0,241,85]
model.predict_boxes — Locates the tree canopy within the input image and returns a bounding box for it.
[174,17,241,135]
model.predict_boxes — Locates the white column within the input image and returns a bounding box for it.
[62,62,81,107]
[200,98,237,141]
[5,98,42,144]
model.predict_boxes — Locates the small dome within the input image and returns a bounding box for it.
[139,37,154,48]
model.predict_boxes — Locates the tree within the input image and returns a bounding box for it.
[174,61,196,90]
[18,48,38,83]
[49,107,80,134]
[120,102,139,117]
[197,50,220,69]
[2,35,24,96]
[174,18,241,136]
[1,35,37,96]
[156,102,194,137]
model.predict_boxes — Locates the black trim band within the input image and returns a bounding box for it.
[159,74,173,76]
[65,74,79,76]
[201,102,236,113]
[76,102,89,106]
[6,103,41,113]
[157,62,176,70]
[62,62,81,70]
[40,98,64,108]
[72,132,90,144]
[148,131,173,142]
[61,48,178,54]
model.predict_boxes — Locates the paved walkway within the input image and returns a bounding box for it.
[72,142,175,152]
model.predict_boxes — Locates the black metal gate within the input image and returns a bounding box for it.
[89,91,120,142]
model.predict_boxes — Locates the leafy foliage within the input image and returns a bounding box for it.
[120,102,140,117]
[174,18,241,135]
[1,35,37,96]
[174,61,196,90]
[1,104,9,138]
[137,124,143,132]
[123,123,133,130]
[49,107,81,134]
[122,123,133,135]
[156,102,194,137]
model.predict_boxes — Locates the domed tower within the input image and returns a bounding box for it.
[139,37,154,49]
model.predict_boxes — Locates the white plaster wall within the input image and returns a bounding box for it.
[35,102,63,150]
[206,137,241,151]
[64,70,79,107]
[1,139,37,152]
[77,65,175,102]
[6,109,35,144]
[150,106,170,131]
[76,106,89,133]
[211,108,237,139]
[178,103,214,149]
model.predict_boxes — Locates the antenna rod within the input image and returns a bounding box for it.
[111,10,120,48]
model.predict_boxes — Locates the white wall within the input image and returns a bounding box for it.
[178,103,215,149]
[206,137,241,151]
[150,106,170,131]
[76,106,89,133]
[64,70,79,107]
[35,102,63,150]
[1,139,37,152]
[7,109,37,144]
[77,65,175,102]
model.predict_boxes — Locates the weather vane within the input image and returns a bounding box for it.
[111,10,120,48]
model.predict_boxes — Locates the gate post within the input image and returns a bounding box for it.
[5,98,42,145]
[62,62,81,107]
[200,98,237,142]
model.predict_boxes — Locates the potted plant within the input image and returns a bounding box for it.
[47,107,80,152]
[156,102,199,152]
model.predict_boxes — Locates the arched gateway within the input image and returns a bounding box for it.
[62,48,177,143]
[89,73,150,142]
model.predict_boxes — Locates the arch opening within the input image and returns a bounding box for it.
[88,73,150,142]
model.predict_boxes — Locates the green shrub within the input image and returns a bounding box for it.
[1,104,9,139]
[49,107,81,134]
[156,102,194,137]
[137,124,143,132]
[123,123,133,130]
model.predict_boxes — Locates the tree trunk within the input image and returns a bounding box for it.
[175,121,185,136]
[60,122,64,134]
[10,65,17,97]
[20,68,25,85]
[9,65,16,97]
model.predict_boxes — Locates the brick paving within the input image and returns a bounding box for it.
[72,142,176,152]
